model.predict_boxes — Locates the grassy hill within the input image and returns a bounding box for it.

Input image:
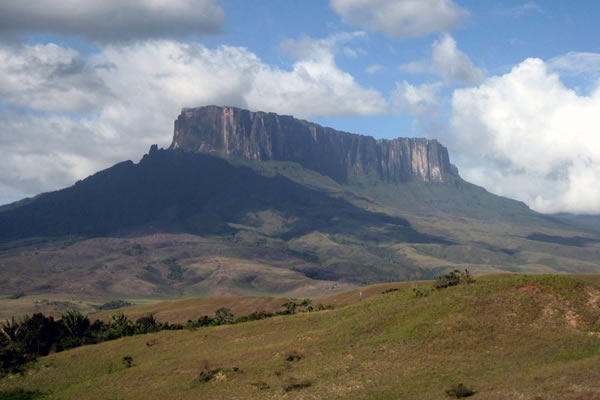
[3,275,600,399]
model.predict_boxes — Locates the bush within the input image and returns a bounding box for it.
[122,356,133,368]
[97,300,132,310]
[0,389,44,400]
[134,314,159,334]
[192,361,221,386]
[214,308,234,325]
[285,351,302,362]
[436,269,476,290]
[283,379,312,392]
[234,311,273,324]
[446,383,475,398]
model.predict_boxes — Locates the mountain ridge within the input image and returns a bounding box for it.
[170,105,459,184]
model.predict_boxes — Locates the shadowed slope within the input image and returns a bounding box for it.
[0,148,443,245]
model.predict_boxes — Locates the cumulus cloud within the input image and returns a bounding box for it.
[392,81,442,114]
[548,52,600,86]
[400,34,484,84]
[0,37,387,204]
[330,0,468,38]
[0,0,224,42]
[450,57,600,214]
[0,43,112,112]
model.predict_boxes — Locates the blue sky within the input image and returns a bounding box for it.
[1,0,600,214]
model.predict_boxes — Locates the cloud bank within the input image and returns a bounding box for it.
[451,57,600,214]
[330,0,467,38]
[0,0,224,42]
[0,36,387,204]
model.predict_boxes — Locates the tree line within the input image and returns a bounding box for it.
[1,298,325,375]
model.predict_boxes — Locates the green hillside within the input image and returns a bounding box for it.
[3,275,600,399]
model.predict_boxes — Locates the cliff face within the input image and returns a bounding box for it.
[170,105,458,184]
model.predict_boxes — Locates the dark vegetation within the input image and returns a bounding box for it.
[0,389,44,400]
[162,258,186,281]
[412,269,475,297]
[97,300,132,311]
[526,232,600,247]
[0,300,329,375]
[283,379,312,392]
[446,383,475,398]
[435,269,475,289]
[121,356,133,368]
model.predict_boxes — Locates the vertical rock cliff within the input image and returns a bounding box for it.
[169,105,459,184]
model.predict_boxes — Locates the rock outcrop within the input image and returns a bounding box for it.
[169,105,459,184]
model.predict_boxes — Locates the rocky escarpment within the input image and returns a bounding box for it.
[169,105,459,184]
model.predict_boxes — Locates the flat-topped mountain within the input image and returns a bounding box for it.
[170,106,458,184]
[1,106,599,302]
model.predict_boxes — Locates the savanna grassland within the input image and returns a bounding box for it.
[3,274,600,399]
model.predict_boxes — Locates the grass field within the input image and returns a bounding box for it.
[3,274,600,399]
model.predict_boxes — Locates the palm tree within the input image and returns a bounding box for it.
[0,317,21,342]
[61,310,90,337]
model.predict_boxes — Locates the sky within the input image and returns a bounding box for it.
[1,0,600,215]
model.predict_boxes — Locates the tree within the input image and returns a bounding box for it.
[281,301,298,315]
[214,308,234,325]
[61,310,90,338]
[0,317,21,343]
[135,314,159,334]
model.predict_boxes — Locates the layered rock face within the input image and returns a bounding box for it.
[170,106,458,184]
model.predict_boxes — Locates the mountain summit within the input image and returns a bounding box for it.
[170,106,458,184]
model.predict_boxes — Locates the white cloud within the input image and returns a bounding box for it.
[366,64,384,74]
[450,57,600,214]
[0,43,112,112]
[400,34,484,84]
[280,31,366,60]
[392,81,442,114]
[343,47,358,58]
[0,0,224,42]
[497,2,542,17]
[0,37,387,204]
[548,52,600,77]
[330,0,468,38]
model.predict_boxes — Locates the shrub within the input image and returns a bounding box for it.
[98,300,132,310]
[214,308,234,325]
[135,314,159,334]
[250,381,270,390]
[285,351,302,362]
[0,388,44,400]
[234,311,273,324]
[283,379,312,392]
[192,361,221,386]
[281,301,297,315]
[413,287,431,297]
[122,356,133,368]
[446,383,475,398]
[435,269,476,290]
